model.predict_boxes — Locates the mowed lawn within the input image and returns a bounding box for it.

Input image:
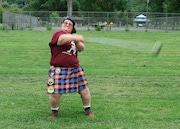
[0,30,179,129]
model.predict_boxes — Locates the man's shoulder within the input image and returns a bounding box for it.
[53,30,64,35]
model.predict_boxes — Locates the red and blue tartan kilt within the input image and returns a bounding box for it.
[47,66,88,94]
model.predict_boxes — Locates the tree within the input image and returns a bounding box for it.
[126,0,146,12]
[0,4,2,23]
[5,0,30,8]
[148,0,165,12]
[1,1,21,12]
[25,0,80,17]
[164,0,180,13]
[26,0,67,11]
[78,0,127,12]
[10,0,180,13]
[67,0,73,17]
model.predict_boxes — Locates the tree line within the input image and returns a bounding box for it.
[1,0,180,13]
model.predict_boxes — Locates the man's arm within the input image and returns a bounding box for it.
[57,34,84,46]
[75,41,85,52]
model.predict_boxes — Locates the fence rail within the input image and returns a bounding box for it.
[2,11,180,32]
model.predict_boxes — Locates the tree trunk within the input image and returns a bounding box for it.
[67,0,73,18]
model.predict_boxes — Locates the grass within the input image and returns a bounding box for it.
[0,30,179,129]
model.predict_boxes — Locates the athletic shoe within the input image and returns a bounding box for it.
[49,110,58,118]
[85,108,94,117]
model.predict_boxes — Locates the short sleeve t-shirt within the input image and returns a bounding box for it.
[49,30,80,68]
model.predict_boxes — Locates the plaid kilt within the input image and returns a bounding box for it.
[47,66,88,94]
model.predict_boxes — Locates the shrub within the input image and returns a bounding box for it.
[46,24,52,31]
[95,24,101,31]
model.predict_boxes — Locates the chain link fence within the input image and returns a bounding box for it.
[2,11,180,32]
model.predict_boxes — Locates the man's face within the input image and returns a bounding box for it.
[61,20,73,33]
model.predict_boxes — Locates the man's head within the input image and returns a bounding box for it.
[62,17,76,34]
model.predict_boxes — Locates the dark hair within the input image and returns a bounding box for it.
[62,17,76,34]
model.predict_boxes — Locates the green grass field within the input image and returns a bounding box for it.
[0,30,179,129]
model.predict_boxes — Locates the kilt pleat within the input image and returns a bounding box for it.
[47,66,88,94]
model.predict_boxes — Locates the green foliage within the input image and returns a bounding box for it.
[5,0,30,8]
[1,0,180,14]
[164,0,180,13]
[46,23,52,30]
[95,24,101,31]
[0,24,2,30]
[3,0,180,13]
[0,5,2,23]
[148,0,165,12]
[1,1,22,12]
[126,0,146,12]
[74,0,81,11]
[1,1,10,8]
[11,23,16,30]
[125,24,129,31]
[50,11,60,24]
[78,0,127,12]
[27,0,67,11]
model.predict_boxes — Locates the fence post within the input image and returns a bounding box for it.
[165,13,168,32]
[107,12,109,24]
[125,12,129,31]
[145,0,149,32]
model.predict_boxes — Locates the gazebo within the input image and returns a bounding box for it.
[133,14,150,27]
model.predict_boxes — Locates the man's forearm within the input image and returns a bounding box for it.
[57,34,84,46]
[75,41,85,52]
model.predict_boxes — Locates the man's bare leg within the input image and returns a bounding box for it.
[79,88,94,117]
[49,94,61,118]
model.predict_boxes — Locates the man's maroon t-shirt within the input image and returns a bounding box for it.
[49,30,80,68]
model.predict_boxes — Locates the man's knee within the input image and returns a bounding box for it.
[79,88,90,95]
